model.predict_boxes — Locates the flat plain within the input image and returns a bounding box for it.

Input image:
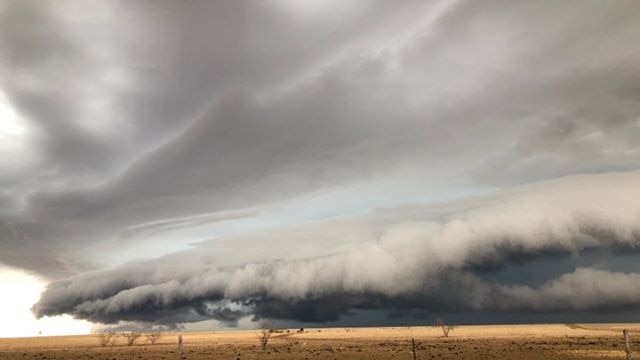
[1,324,638,360]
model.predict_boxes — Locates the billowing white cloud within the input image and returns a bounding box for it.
[33,171,640,324]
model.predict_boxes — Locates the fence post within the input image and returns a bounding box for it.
[624,329,631,360]
[178,334,184,360]
[411,338,417,360]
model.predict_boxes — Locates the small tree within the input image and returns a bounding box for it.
[257,323,272,350]
[433,318,455,338]
[123,332,142,346]
[97,332,116,347]
[145,332,162,345]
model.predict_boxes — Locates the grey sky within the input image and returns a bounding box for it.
[1,0,640,329]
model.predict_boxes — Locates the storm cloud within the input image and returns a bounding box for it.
[1,0,640,328]
[33,172,640,325]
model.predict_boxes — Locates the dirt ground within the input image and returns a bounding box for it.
[1,324,638,360]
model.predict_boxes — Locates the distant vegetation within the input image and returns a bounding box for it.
[96,332,116,347]
[145,332,162,345]
[96,331,163,347]
[257,323,272,350]
[433,318,456,338]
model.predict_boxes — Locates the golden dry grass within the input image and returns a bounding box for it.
[0,323,638,360]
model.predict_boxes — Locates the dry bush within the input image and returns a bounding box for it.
[123,332,142,346]
[433,318,456,337]
[96,332,116,347]
[145,332,162,345]
[257,323,272,350]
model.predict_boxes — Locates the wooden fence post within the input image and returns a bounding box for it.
[624,329,631,360]
[411,338,417,360]
[178,334,184,360]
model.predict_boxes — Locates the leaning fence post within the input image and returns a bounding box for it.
[624,329,631,360]
[177,334,184,360]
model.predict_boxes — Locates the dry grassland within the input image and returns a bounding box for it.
[1,323,639,360]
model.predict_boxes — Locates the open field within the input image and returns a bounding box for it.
[1,324,639,360]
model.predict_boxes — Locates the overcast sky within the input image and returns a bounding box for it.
[2,0,640,335]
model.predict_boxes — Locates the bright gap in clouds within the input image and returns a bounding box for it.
[0,90,24,137]
[0,90,37,174]
[0,267,92,338]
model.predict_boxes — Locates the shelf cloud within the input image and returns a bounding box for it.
[33,172,640,325]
